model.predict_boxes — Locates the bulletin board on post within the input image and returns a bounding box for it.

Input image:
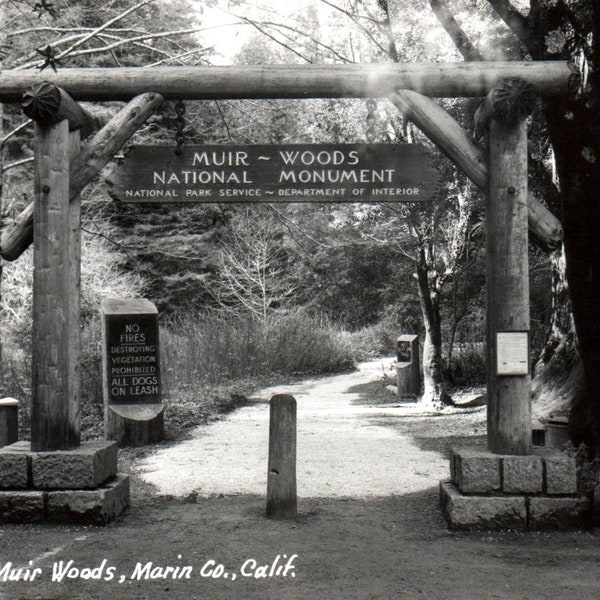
[495,330,529,376]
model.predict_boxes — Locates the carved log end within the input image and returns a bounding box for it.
[22,83,99,138]
[490,77,537,122]
[475,77,537,131]
[22,82,61,124]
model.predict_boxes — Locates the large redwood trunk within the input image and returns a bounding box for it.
[544,91,600,449]
[538,0,600,448]
[532,247,582,418]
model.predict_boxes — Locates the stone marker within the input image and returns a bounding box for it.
[101,298,164,446]
[396,335,420,396]
[0,399,18,448]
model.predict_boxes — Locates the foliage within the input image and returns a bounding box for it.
[0,0,569,434]
[207,205,298,326]
[349,312,410,360]
[0,229,144,349]
[0,0,208,70]
[161,310,355,389]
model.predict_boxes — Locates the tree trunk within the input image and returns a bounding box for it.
[536,0,600,448]
[483,0,600,451]
[544,92,600,450]
[415,262,452,407]
[531,247,582,419]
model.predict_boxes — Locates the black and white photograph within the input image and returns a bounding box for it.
[0,0,599,598]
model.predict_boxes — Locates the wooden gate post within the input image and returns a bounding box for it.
[68,130,82,447]
[21,85,162,452]
[266,394,297,519]
[480,79,535,455]
[31,119,72,451]
[2,91,164,262]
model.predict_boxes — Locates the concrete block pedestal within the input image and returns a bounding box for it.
[441,446,590,531]
[0,441,129,524]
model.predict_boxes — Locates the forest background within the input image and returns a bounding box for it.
[0,0,594,446]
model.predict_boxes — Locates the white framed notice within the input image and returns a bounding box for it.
[496,331,529,376]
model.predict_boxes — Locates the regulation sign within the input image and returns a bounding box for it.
[106,144,439,203]
[101,298,161,405]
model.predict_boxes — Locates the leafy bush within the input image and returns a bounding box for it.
[446,342,486,386]
[349,314,412,361]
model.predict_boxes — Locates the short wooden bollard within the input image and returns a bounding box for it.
[0,398,18,447]
[266,394,297,519]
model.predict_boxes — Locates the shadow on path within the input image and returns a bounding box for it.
[0,488,598,600]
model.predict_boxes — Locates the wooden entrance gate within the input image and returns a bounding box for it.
[0,61,574,456]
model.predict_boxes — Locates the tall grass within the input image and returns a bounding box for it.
[0,311,355,438]
[161,312,355,391]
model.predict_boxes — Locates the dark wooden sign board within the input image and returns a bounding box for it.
[106,144,439,203]
[101,298,161,405]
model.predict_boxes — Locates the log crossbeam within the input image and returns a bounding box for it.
[0,61,578,102]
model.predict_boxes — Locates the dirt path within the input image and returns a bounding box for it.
[1,360,599,600]
[136,358,449,498]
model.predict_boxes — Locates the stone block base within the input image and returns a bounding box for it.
[0,490,45,523]
[0,475,129,525]
[442,445,590,531]
[0,441,129,524]
[0,441,118,490]
[47,474,130,524]
[440,482,527,530]
[451,445,577,495]
[33,441,118,489]
[440,482,590,531]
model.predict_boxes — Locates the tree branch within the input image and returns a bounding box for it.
[429,0,483,61]
[2,157,34,173]
[227,12,311,63]
[1,119,31,146]
[258,21,352,63]
[317,0,391,57]
[13,1,156,69]
[486,0,540,57]
[16,27,211,69]
[54,0,154,62]
[146,46,211,67]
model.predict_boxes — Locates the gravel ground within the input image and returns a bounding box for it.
[135,358,457,498]
[1,359,598,600]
